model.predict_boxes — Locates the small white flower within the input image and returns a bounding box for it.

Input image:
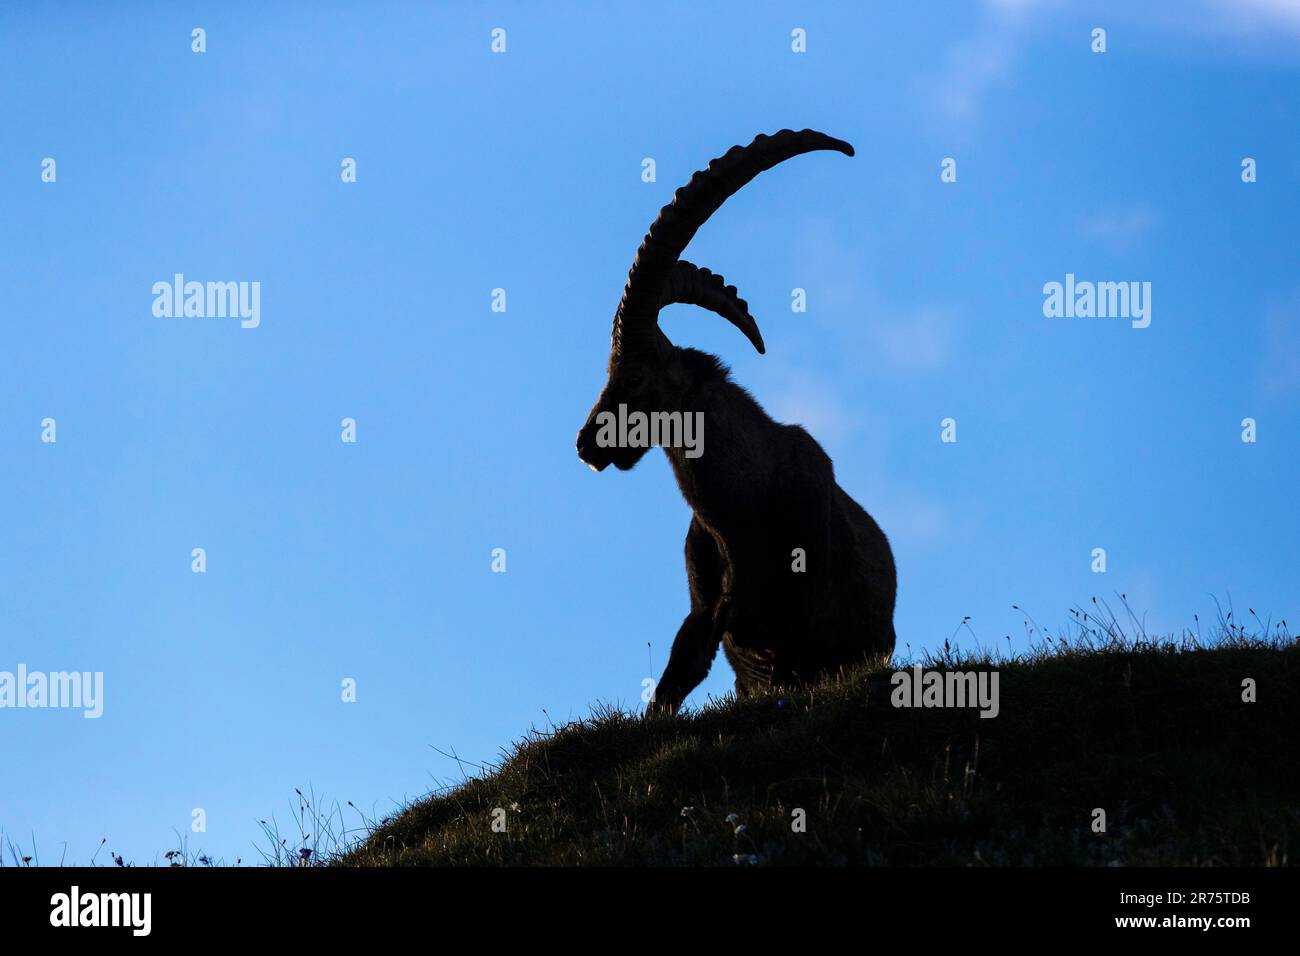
[680,806,694,817]
[509,802,520,812]
[724,812,740,824]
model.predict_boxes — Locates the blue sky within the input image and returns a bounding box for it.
[1,1,1297,865]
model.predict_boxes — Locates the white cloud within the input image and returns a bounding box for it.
[1080,206,1159,246]
[877,306,956,372]
[1258,290,1300,400]
[1198,0,1300,37]
[790,222,958,375]
[936,0,1300,121]
[934,0,1056,119]
[767,374,861,445]
[880,496,951,543]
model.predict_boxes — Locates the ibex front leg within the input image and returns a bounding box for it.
[647,519,723,715]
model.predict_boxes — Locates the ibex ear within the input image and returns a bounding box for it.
[655,327,675,358]
[660,261,766,354]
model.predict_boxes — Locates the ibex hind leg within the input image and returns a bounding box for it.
[864,619,897,665]
[724,644,778,699]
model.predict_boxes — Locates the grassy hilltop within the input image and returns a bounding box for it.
[338,621,1297,867]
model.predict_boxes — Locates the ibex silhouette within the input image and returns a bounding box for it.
[576,130,896,714]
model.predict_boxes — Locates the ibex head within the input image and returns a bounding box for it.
[575,129,854,472]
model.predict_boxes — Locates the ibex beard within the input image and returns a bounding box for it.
[576,129,898,715]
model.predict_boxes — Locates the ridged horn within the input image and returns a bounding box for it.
[611,128,853,358]
[659,261,765,354]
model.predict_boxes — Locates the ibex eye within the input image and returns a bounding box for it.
[625,375,644,389]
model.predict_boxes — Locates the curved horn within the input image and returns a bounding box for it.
[612,128,854,357]
[660,261,765,354]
